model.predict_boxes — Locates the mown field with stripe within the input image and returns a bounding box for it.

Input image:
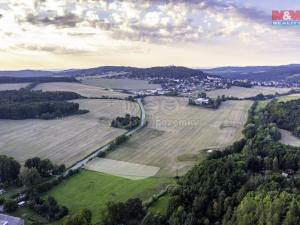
[107,96,252,176]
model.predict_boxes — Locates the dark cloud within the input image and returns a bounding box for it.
[26,12,81,28]
[68,32,97,36]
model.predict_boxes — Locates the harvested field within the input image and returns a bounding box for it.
[33,82,131,98]
[84,158,160,180]
[0,83,29,91]
[81,78,161,90]
[107,96,252,176]
[207,86,291,98]
[0,99,139,167]
[46,170,172,224]
[279,129,300,147]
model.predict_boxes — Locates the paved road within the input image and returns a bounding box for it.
[63,98,145,176]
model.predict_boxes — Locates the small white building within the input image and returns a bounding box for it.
[194,98,209,105]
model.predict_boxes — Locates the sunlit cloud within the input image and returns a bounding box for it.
[0,0,299,69]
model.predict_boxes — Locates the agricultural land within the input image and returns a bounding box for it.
[33,82,131,98]
[277,93,300,102]
[0,99,139,167]
[207,86,292,98]
[0,83,30,91]
[106,96,252,176]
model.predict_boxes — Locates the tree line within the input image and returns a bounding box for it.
[0,90,88,119]
[0,76,78,84]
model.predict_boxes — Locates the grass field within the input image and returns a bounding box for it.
[106,96,252,176]
[207,86,291,98]
[81,78,161,90]
[0,83,29,90]
[46,170,172,224]
[33,82,131,98]
[0,99,139,167]
[277,93,300,102]
[279,129,300,147]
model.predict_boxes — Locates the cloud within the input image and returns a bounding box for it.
[26,12,80,27]
[0,0,299,56]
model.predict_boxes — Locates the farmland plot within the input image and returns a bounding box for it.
[107,96,252,176]
[0,99,139,167]
[33,82,131,98]
[85,158,160,180]
[0,83,29,91]
[207,86,291,98]
[81,78,161,90]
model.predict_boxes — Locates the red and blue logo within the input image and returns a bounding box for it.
[272,10,300,26]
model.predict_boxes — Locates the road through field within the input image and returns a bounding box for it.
[64,98,145,174]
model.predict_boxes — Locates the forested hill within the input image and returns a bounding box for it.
[0,66,210,79]
[203,64,300,81]
[57,66,209,79]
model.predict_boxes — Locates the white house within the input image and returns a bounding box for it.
[194,98,209,105]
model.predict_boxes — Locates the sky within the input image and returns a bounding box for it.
[0,0,299,70]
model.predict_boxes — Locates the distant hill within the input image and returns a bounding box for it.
[2,64,300,82]
[203,64,300,81]
[56,66,137,77]
[58,66,209,79]
[0,66,209,79]
[0,70,54,77]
